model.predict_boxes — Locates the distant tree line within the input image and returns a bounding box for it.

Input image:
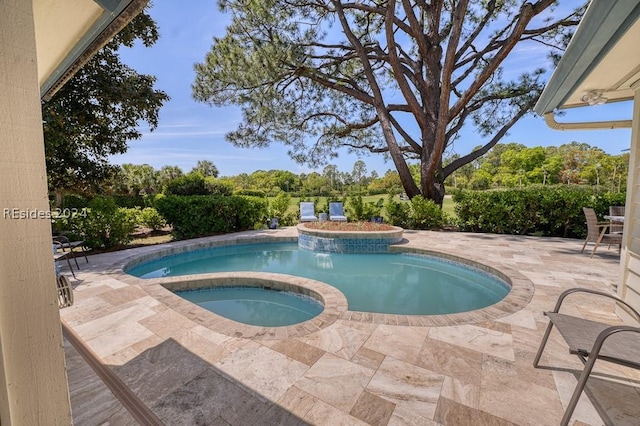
[51,141,628,204]
[443,141,628,193]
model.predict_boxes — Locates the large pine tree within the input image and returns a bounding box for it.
[193,0,585,204]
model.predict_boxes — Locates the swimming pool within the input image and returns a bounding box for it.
[127,242,510,316]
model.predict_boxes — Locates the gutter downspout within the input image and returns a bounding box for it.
[543,112,632,130]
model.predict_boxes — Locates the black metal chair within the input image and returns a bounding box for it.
[53,243,76,279]
[53,234,88,269]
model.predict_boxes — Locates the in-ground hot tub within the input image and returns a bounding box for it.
[297,223,404,253]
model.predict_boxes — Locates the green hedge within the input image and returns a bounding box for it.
[453,185,625,238]
[234,189,267,197]
[60,194,147,209]
[155,195,267,239]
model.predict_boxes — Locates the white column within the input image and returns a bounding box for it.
[617,83,640,322]
[0,0,72,423]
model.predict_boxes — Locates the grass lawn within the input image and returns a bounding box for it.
[282,193,457,220]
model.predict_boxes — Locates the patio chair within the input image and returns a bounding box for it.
[533,288,640,426]
[329,202,347,222]
[53,234,88,269]
[581,207,621,258]
[53,243,76,279]
[56,274,74,308]
[299,202,318,222]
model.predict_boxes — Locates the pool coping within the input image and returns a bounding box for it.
[110,233,535,338]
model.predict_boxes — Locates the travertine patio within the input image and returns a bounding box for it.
[62,228,640,425]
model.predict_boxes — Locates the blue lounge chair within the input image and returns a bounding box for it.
[329,202,347,222]
[300,202,318,222]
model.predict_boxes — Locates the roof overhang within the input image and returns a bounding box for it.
[534,0,640,115]
[35,0,147,101]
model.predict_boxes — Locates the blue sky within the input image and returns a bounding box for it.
[112,1,633,177]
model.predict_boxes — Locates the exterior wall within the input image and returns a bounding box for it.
[617,85,640,322]
[0,0,72,423]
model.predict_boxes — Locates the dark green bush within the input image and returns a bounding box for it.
[453,185,624,238]
[155,195,267,239]
[278,212,299,227]
[235,189,267,198]
[347,194,384,221]
[164,174,208,196]
[408,197,446,229]
[385,195,411,228]
[384,195,447,229]
[62,194,90,209]
[73,197,136,249]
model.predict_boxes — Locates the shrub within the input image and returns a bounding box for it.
[155,195,267,239]
[385,195,411,228]
[204,178,233,196]
[278,212,298,227]
[269,192,290,219]
[121,207,141,227]
[408,197,446,229]
[164,174,208,196]
[138,207,166,231]
[384,195,447,229]
[347,194,384,221]
[235,189,267,197]
[73,197,136,249]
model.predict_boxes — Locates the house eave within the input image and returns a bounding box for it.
[534,0,640,115]
[38,0,148,101]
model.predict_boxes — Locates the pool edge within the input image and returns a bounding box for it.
[108,231,535,337]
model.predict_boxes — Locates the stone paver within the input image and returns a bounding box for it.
[63,228,640,425]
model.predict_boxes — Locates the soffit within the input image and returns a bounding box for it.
[534,0,640,114]
[34,0,146,100]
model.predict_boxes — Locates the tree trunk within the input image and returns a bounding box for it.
[54,188,64,208]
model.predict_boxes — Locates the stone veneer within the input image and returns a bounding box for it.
[297,223,404,253]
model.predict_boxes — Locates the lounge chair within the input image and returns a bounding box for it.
[329,202,347,222]
[533,288,640,426]
[299,202,318,222]
[581,207,621,258]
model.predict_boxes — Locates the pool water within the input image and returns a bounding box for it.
[176,286,323,326]
[128,242,509,316]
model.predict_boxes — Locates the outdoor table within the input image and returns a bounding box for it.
[604,215,625,223]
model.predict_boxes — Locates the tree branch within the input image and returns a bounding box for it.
[442,97,537,178]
